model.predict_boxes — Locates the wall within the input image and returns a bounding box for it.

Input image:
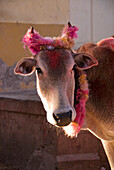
[70,0,114,49]
[0,0,69,25]
[0,91,111,170]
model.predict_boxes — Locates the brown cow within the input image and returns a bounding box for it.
[14,24,114,169]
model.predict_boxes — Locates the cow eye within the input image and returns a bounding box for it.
[36,67,43,74]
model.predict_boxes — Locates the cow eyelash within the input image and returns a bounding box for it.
[36,67,43,74]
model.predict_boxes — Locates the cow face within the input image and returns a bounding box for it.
[14,48,98,127]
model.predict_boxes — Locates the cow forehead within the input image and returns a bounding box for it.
[37,49,74,71]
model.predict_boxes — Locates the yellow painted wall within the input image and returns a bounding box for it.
[0,23,65,66]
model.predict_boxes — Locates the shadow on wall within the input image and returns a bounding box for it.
[0,58,36,91]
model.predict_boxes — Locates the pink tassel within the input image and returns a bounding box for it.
[62,25,78,39]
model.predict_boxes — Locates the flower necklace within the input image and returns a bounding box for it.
[63,71,89,137]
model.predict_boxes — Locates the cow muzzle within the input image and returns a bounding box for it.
[53,110,72,127]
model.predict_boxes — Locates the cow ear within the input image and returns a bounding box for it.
[14,57,37,76]
[72,52,98,70]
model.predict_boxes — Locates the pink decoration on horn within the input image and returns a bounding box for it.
[22,22,78,55]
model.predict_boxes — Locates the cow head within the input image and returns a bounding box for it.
[14,23,98,128]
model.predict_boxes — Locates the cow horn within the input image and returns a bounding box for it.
[68,22,72,27]
[30,27,34,34]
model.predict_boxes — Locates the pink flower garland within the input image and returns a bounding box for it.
[63,72,89,137]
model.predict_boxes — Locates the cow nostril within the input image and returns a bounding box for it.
[53,114,60,123]
[69,110,72,121]
[53,110,72,127]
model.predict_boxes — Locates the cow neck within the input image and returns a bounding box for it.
[63,70,89,137]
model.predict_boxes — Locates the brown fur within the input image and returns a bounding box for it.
[77,42,114,169]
